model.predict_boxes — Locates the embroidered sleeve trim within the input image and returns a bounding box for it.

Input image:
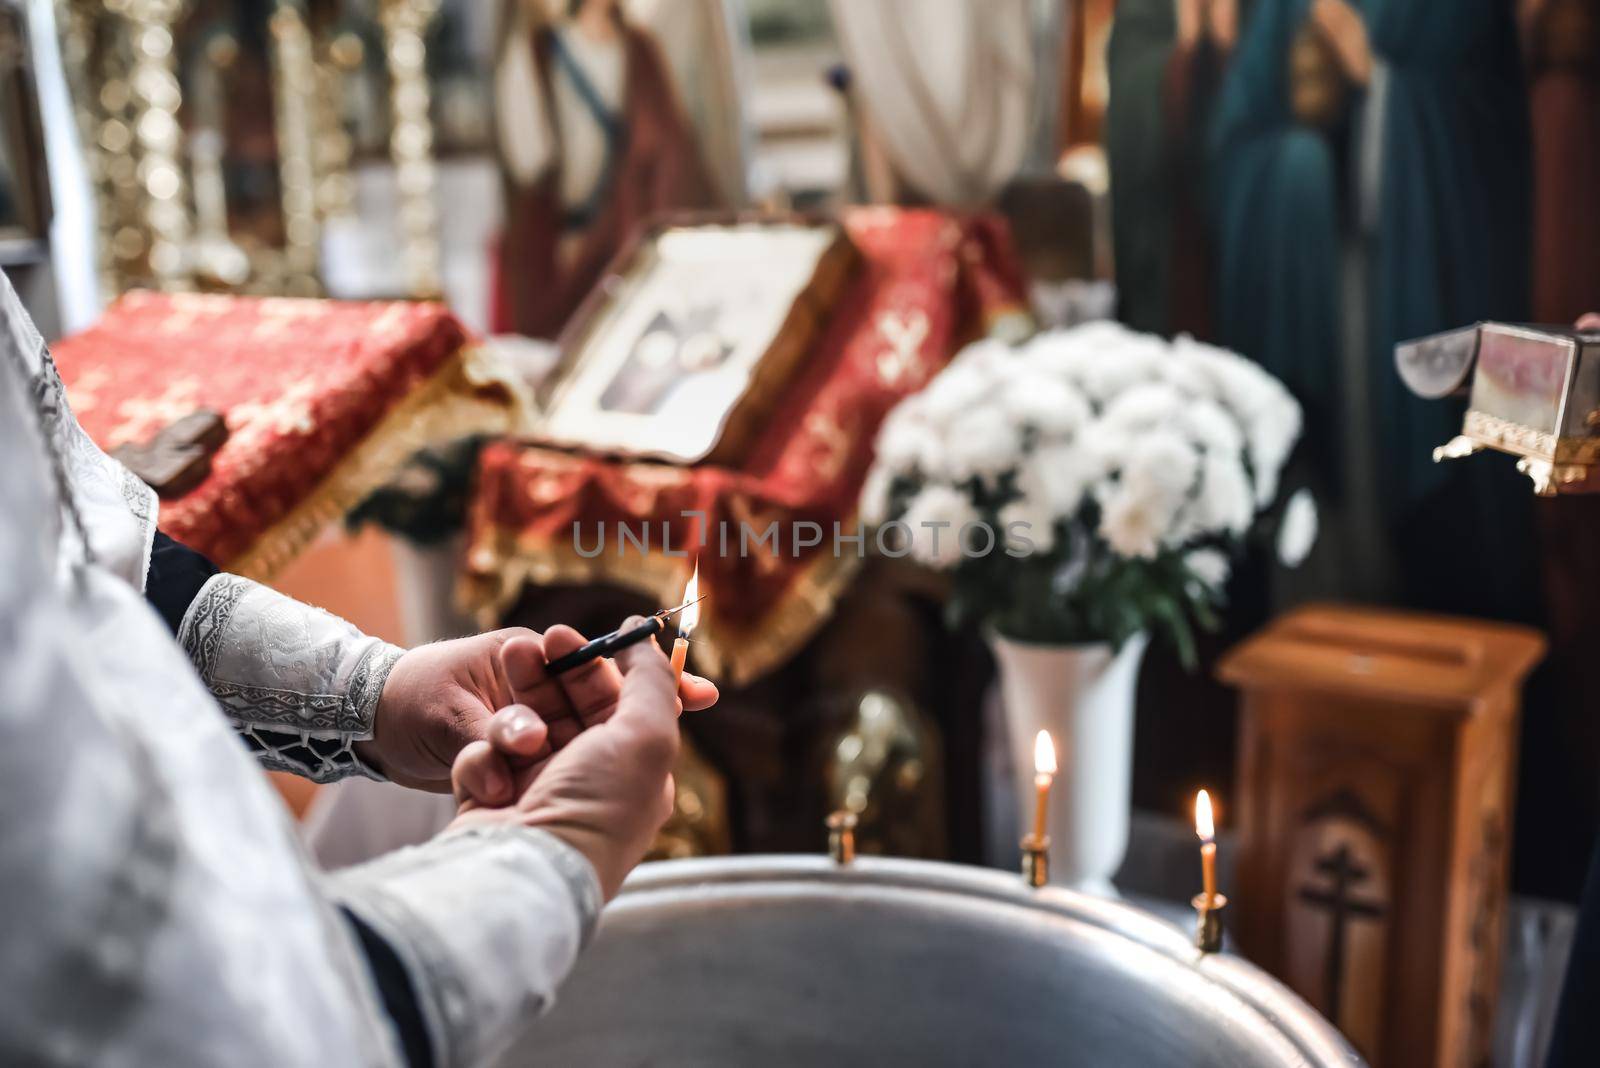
[178,574,403,783]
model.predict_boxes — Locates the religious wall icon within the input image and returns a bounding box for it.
[596,303,734,416]
[491,0,718,340]
[532,215,859,465]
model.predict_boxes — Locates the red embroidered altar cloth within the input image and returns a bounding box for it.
[463,208,1026,686]
[52,291,508,578]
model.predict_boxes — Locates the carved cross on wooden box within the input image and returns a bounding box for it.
[1219,605,1543,1068]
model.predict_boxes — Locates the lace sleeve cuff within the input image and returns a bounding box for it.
[327,825,602,1068]
[177,573,404,783]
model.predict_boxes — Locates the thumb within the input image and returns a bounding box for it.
[488,703,551,760]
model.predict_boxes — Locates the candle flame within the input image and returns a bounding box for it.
[1033,730,1056,776]
[677,562,700,636]
[1195,789,1215,841]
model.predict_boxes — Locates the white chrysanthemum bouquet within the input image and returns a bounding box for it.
[860,322,1304,663]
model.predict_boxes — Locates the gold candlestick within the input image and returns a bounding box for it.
[826,810,858,865]
[1192,892,1228,953]
[1020,833,1050,888]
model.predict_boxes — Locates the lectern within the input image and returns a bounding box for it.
[1219,605,1543,1067]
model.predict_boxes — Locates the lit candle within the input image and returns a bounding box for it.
[1195,789,1217,905]
[1032,730,1057,841]
[670,561,698,686]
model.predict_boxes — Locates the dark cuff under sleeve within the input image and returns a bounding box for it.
[144,530,220,635]
[342,907,435,1068]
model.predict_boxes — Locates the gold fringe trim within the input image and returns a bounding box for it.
[231,346,512,581]
[463,522,866,687]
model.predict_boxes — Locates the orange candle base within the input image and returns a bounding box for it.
[670,636,689,684]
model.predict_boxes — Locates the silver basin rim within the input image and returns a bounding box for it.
[604,854,1364,1067]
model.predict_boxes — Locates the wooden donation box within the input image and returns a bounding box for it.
[1218,605,1543,1068]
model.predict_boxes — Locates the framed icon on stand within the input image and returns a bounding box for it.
[535,213,859,465]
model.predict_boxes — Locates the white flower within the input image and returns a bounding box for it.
[945,404,1023,485]
[1121,430,1201,505]
[1099,484,1174,559]
[900,484,980,569]
[1176,399,1244,457]
[1025,320,1132,361]
[998,374,1091,438]
[875,407,946,478]
[1246,400,1302,505]
[1078,423,1135,484]
[867,322,1304,578]
[1023,342,1098,384]
[1158,349,1217,398]
[1192,451,1254,536]
[859,464,895,527]
[912,337,1022,428]
[1077,349,1165,405]
[1178,338,1276,412]
[1099,381,1186,434]
[1023,323,1168,404]
[1277,488,1318,568]
[999,495,1058,554]
[955,336,1016,370]
[1172,338,1302,505]
[1022,443,1097,518]
[1185,548,1231,591]
[915,358,998,425]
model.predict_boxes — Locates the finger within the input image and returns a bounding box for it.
[452,739,513,808]
[499,632,577,723]
[610,623,681,770]
[677,673,719,712]
[1577,313,1600,331]
[487,704,551,762]
[543,624,626,725]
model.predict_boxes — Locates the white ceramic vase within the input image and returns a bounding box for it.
[989,631,1149,896]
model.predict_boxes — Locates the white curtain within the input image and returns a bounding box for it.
[627,0,753,206]
[827,0,1035,206]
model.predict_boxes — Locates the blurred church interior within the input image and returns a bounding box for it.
[6,1,1600,1065]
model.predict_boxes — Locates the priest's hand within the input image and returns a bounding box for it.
[446,626,683,899]
[359,625,717,793]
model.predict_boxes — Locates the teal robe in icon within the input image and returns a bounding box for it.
[1209,0,1535,621]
